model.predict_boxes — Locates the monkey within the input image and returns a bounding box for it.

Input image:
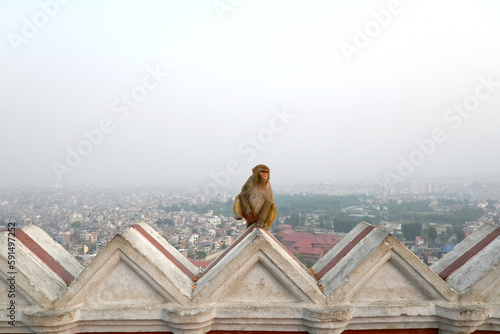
[233,164,276,230]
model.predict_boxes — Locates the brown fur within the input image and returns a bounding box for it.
[233,164,276,230]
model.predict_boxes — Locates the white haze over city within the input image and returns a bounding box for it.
[1,0,500,189]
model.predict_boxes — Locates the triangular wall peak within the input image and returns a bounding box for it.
[313,222,457,304]
[55,222,199,309]
[193,225,324,305]
[0,225,83,308]
[3,220,500,333]
[431,223,500,302]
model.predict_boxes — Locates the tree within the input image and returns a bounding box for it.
[456,229,466,243]
[287,213,300,227]
[333,212,357,233]
[71,221,81,228]
[195,251,207,261]
[319,215,325,228]
[156,218,174,226]
[401,222,422,241]
[427,226,438,240]
[453,225,466,243]
[487,200,497,210]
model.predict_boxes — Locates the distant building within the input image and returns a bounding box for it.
[281,231,339,264]
[189,259,212,272]
[85,231,98,243]
[442,244,455,254]
[415,236,424,246]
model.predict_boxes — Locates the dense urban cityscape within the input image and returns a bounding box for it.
[1,179,500,269]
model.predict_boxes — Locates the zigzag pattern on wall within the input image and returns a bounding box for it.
[1,221,499,334]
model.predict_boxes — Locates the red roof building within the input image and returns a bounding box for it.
[189,259,212,271]
[281,232,312,246]
[280,231,339,263]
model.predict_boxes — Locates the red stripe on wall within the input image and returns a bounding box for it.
[266,228,310,272]
[439,228,500,280]
[209,332,308,334]
[317,225,376,279]
[74,331,497,334]
[130,224,196,280]
[78,332,173,334]
[343,330,438,334]
[201,224,259,278]
[15,228,75,285]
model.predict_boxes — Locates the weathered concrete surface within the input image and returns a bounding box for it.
[314,222,456,304]
[313,223,389,298]
[1,225,83,308]
[193,227,324,305]
[21,225,83,279]
[313,222,375,273]
[1,222,500,334]
[55,222,198,309]
[431,223,500,298]
[131,222,199,276]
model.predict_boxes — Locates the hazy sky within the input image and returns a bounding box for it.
[1,0,500,189]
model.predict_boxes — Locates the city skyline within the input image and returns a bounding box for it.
[1,1,500,188]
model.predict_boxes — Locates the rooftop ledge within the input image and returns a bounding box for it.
[1,222,500,334]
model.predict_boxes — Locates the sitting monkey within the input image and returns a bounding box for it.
[233,164,276,230]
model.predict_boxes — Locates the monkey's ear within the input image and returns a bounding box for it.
[252,167,255,174]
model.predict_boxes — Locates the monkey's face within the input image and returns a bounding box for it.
[259,169,269,182]
[256,168,269,183]
[252,164,270,184]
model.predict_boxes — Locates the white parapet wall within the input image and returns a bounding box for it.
[1,222,499,334]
